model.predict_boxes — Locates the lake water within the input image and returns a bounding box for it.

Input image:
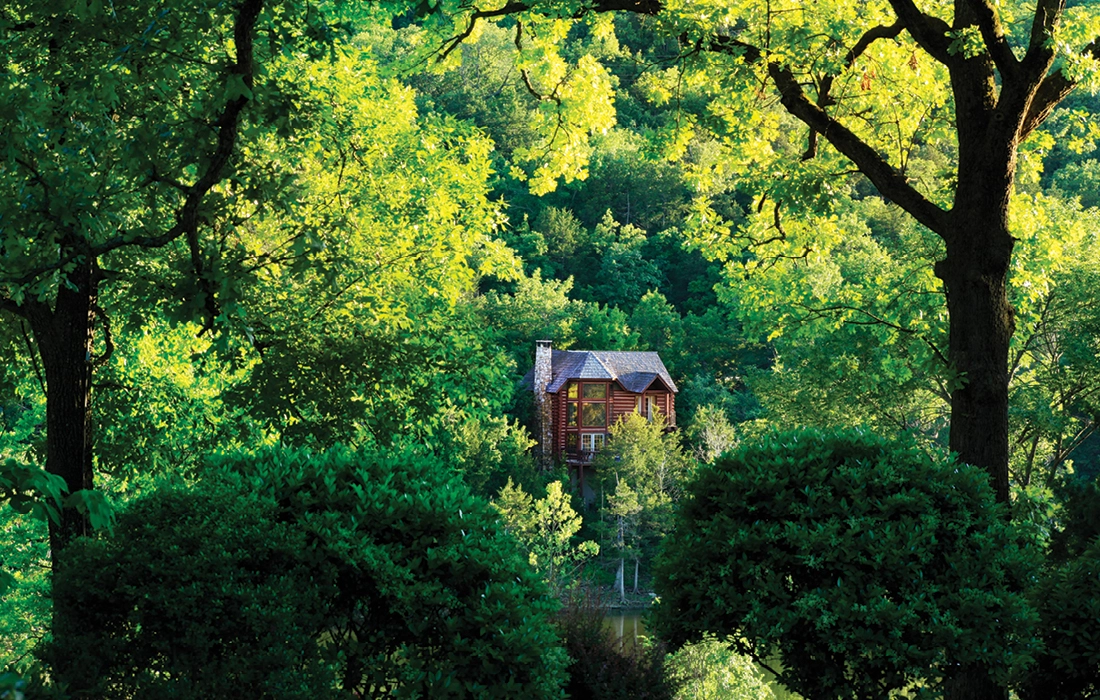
[603,610,647,649]
[602,611,803,699]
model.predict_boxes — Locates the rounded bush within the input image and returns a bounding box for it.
[1020,539,1100,699]
[653,428,1038,700]
[48,482,330,698]
[49,446,568,699]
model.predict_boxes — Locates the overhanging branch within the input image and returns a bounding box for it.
[85,0,265,330]
[702,34,948,235]
[769,63,949,236]
[808,21,904,159]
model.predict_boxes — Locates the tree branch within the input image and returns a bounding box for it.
[884,0,954,65]
[433,0,662,62]
[18,320,46,396]
[768,62,949,235]
[0,296,26,318]
[846,21,906,70]
[87,0,264,330]
[808,22,905,159]
[436,2,532,62]
[1019,37,1100,140]
[702,35,948,234]
[1026,0,1066,67]
[794,301,950,367]
[966,0,1020,81]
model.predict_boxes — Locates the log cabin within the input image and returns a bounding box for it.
[525,340,677,500]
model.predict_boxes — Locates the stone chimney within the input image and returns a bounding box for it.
[534,340,554,468]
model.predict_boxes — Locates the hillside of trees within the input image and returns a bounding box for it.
[2,1,1099,698]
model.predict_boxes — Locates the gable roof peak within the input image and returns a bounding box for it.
[540,348,677,394]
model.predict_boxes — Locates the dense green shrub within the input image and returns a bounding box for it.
[1019,478,1100,699]
[48,482,330,698]
[48,446,568,699]
[1019,539,1100,700]
[653,428,1039,700]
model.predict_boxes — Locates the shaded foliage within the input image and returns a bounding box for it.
[47,446,568,698]
[654,428,1040,699]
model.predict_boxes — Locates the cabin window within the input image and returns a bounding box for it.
[565,382,610,455]
[581,402,607,427]
[582,383,606,399]
[647,395,658,421]
[581,433,606,452]
[634,396,642,414]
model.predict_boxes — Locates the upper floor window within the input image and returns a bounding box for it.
[582,383,606,399]
[566,382,608,428]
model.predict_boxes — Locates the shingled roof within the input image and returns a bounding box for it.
[524,349,678,394]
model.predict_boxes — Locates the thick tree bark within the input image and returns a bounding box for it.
[937,209,1014,700]
[935,76,1018,694]
[22,259,99,692]
[24,259,97,554]
[937,216,1015,506]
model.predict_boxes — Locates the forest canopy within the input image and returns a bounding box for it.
[1,0,1099,698]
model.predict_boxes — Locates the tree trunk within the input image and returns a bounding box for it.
[936,191,1015,700]
[615,558,625,604]
[632,558,639,594]
[23,260,99,692]
[25,260,98,555]
[938,203,1015,505]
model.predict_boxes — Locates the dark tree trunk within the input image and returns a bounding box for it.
[25,259,98,555]
[936,215,1015,506]
[935,224,1014,700]
[23,259,99,692]
[935,123,1017,698]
